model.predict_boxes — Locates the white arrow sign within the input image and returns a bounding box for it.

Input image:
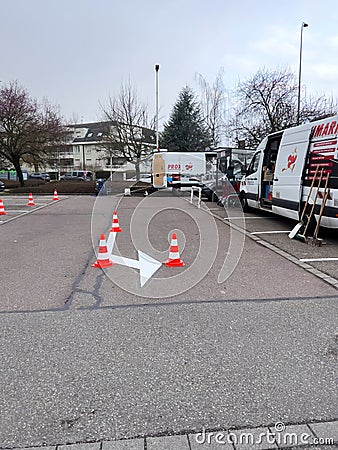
[110,251,162,287]
[106,231,162,286]
[106,231,117,254]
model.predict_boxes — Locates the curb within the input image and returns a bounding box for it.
[3,419,337,449]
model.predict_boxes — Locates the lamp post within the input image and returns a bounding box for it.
[297,22,308,125]
[155,64,160,151]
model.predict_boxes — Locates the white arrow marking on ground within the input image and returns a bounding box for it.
[106,231,117,254]
[110,251,162,287]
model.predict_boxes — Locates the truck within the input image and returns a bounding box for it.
[152,151,216,189]
[239,114,338,229]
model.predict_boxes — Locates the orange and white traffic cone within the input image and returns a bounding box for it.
[0,199,7,215]
[109,210,122,232]
[53,189,59,201]
[165,233,185,267]
[92,234,114,268]
[27,193,35,206]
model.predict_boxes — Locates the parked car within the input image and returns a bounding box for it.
[29,172,51,182]
[60,171,93,181]
[0,180,5,191]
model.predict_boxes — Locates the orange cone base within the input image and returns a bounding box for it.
[0,211,6,215]
[110,226,122,232]
[165,258,185,267]
[91,259,114,268]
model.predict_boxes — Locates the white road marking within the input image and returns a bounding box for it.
[106,229,162,286]
[251,230,290,235]
[5,210,30,213]
[223,216,278,220]
[299,257,338,262]
[110,251,162,287]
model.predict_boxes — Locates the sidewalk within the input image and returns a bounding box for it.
[9,420,337,450]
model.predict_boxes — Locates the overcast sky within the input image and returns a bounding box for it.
[2,0,338,128]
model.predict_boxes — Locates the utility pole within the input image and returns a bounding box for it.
[297,22,309,125]
[155,64,160,151]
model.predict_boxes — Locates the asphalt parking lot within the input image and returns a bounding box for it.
[204,198,338,287]
[0,192,337,449]
[0,194,61,223]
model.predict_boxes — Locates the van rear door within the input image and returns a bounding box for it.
[243,149,263,208]
[272,124,312,220]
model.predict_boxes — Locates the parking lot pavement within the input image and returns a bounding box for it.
[0,195,64,224]
[200,200,338,288]
[69,195,337,311]
[0,196,95,312]
[1,299,337,447]
[1,194,337,449]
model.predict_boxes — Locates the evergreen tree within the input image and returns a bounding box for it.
[161,86,212,151]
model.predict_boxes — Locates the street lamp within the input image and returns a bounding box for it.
[297,22,308,125]
[155,64,160,151]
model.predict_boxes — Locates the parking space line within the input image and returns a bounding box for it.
[0,198,66,225]
[299,257,338,262]
[223,216,279,220]
[5,209,30,213]
[251,230,290,235]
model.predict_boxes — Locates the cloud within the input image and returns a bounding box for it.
[329,35,338,46]
[310,63,338,81]
[250,25,298,60]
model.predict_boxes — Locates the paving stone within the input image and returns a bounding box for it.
[102,438,144,449]
[57,444,100,450]
[271,424,315,448]
[147,434,190,449]
[14,448,56,450]
[309,421,338,445]
[189,430,234,449]
[229,427,277,450]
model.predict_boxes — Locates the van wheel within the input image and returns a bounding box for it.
[240,193,250,212]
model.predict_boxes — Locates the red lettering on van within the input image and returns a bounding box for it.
[314,124,324,137]
[322,123,330,136]
[328,121,336,134]
[313,120,338,137]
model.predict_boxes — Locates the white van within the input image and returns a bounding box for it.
[240,115,338,229]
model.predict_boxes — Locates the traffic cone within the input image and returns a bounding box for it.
[109,210,122,232]
[0,199,7,215]
[92,234,114,268]
[165,233,185,267]
[27,193,35,206]
[53,189,59,201]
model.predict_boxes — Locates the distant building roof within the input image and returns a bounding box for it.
[67,120,155,145]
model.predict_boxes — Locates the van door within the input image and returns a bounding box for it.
[272,125,312,220]
[243,150,262,208]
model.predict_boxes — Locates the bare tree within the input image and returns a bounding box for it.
[0,81,64,185]
[231,67,338,147]
[196,69,228,147]
[100,82,155,180]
